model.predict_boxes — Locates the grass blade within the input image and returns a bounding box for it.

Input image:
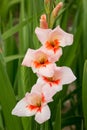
[2,17,33,40]
[5,54,24,62]
[0,52,23,130]
[53,100,61,130]
[82,60,87,130]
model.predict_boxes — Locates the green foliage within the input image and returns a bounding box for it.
[82,61,87,130]
[0,53,23,130]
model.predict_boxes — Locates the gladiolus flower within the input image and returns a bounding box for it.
[37,66,76,93]
[35,26,73,55]
[12,83,53,124]
[22,48,62,76]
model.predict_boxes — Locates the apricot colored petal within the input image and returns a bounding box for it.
[51,26,73,47]
[35,105,51,124]
[42,82,62,97]
[42,47,62,62]
[31,82,53,104]
[31,83,43,94]
[12,98,36,117]
[59,67,76,85]
[35,27,51,44]
[22,49,34,67]
[38,64,55,77]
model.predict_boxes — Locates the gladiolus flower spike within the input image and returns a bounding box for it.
[12,1,76,124]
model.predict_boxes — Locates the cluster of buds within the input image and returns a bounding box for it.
[12,1,76,124]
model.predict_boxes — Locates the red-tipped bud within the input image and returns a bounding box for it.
[40,14,48,29]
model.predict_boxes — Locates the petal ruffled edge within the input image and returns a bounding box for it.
[50,26,73,47]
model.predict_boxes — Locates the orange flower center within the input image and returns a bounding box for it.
[26,94,45,112]
[45,39,60,53]
[43,76,60,87]
[33,53,49,68]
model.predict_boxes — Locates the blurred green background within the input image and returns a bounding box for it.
[0,0,87,130]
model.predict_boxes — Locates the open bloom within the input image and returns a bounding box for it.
[35,26,73,56]
[12,83,53,124]
[22,48,62,76]
[37,66,76,93]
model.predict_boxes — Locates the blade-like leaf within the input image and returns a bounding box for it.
[2,17,33,40]
[82,60,87,130]
[53,100,61,130]
[5,54,24,62]
[0,52,23,130]
[62,116,82,128]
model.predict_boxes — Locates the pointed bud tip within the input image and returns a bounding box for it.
[44,0,50,4]
[53,2,63,17]
[40,14,48,29]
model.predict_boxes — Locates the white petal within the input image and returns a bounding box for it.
[52,85,63,92]
[31,83,43,94]
[60,67,76,85]
[42,46,62,62]
[50,26,73,47]
[36,77,46,86]
[35,105,51,124]
[12,98,36,117]
[43,84,62,99]
[22,49,34,67]
[48,48,62,62]
[31,82,53,104]
[35,27,51,44]
[38,64,55,77]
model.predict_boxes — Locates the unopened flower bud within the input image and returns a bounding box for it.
[50,2,63,28]
[53,2,63,17]
[44,0,51,14]
[40,14,48,29]
[44,0,50,4]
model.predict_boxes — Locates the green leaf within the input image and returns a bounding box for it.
[53,100,61,130]
[5,54,24,62]
[0,0,9,17]
[3,12,19,84]
[2,17,33,40]
[83,0,87,60]
[9,0,20,7]
[0,110,4,130]
[0,53,23,130]
[62,116,82,128]
[82,60,87,130]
